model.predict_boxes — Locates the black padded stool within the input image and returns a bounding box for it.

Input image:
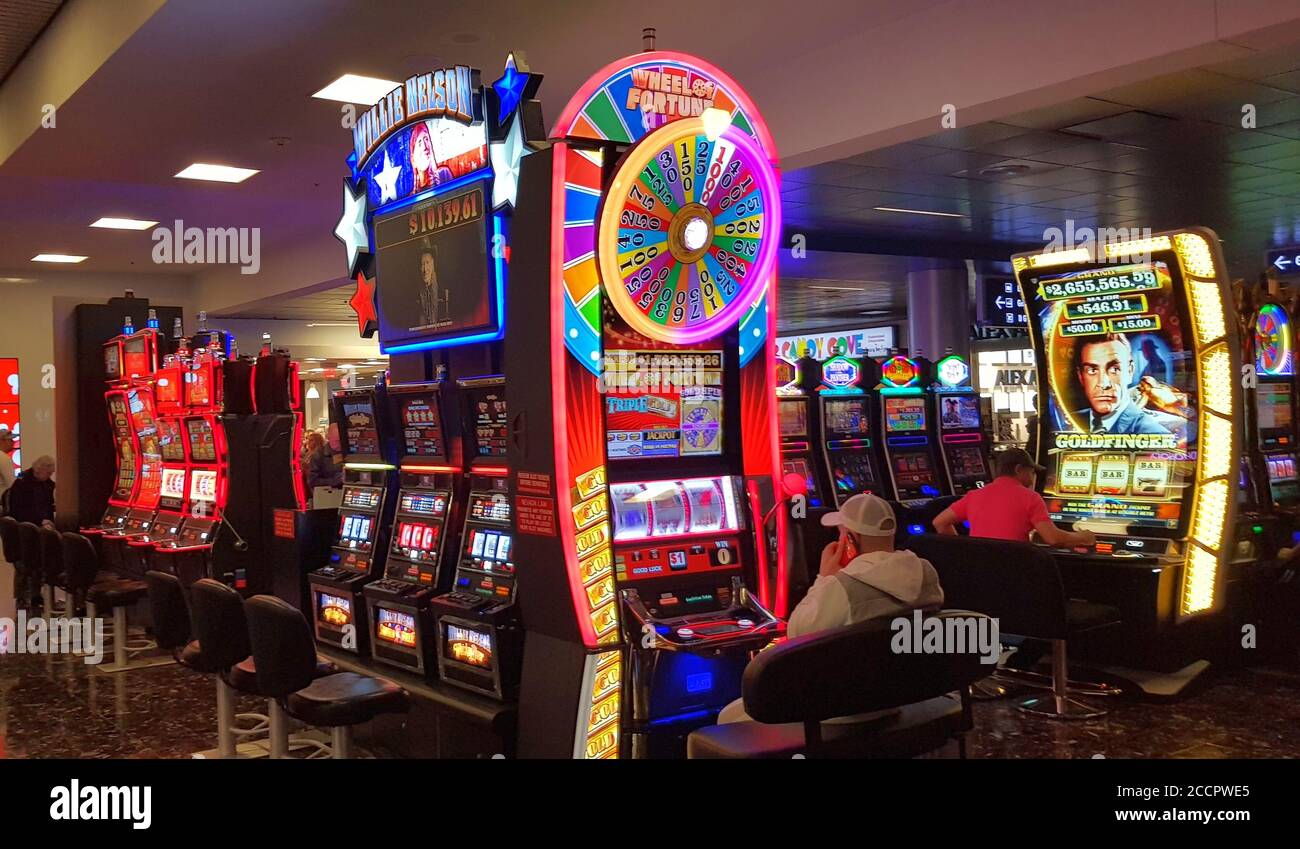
[16,522,43,611]
[145,570,192,659]
[0,516,23,604]
[39,525,72,616]
[245,594,409,759]
[905,534,1123,719]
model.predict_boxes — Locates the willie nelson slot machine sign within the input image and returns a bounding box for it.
[506,51,786,759]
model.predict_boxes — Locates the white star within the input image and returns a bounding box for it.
[374,150,401,204]
[490,115,529,209]
[334,181,368,275]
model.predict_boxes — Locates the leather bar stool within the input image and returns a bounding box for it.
[16,522,43,611]
[245,594,409,759]
[189,579,334,758]
[39,525,72,617]
[61,532,165,672]
[0,516,22,600]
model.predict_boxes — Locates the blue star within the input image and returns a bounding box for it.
[492,52,531,124]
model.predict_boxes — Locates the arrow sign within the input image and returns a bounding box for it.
[1266,247,1300,276]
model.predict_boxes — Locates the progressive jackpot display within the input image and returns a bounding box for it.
[1027,259,1195,530]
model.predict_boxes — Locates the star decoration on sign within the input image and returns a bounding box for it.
[491,52,541,128]
[348,270,378,338]
[489,111,530,209]
[334,180,369,276]
[374,150,401,204]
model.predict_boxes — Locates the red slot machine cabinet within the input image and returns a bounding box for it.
[775,357,830,510]
[931,351,991,496]
[427,376,524,697]
[805,355,887,506]
[308,385,400,655]
[363,381,463,676]
[100,385,164,576]
[876,354,947,507]
[124,362,190,573]
[506,51,787,757]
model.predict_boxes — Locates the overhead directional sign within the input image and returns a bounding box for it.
[1266,246,1300,277]
[978,277,1028,328]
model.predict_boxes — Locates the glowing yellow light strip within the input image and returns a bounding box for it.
[1199,346,1233,416]
[1026,248,1091,268]
[1188,279,1228,345]
[1102,235,1171,258]
[1182,546,1220,616]
[1190,479,1229,549]
[344,462,396,471]
[579,650,621,759]
[1174,233,1216,279]
[1199,416,1233,480]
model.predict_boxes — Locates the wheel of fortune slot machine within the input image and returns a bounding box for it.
[505,48,792,758]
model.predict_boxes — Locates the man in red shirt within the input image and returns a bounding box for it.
[933,448,1095,547]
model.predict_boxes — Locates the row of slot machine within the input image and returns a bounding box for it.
[308,377,522,698]
[86,312,306,592]
[776,349,992,515]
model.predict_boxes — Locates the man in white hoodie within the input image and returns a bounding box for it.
[717,492,943,724]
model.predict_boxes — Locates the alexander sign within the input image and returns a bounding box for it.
[352,66,480,167]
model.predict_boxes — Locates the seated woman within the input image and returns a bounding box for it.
[717,492,944,724]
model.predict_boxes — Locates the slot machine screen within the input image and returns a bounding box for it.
[397,393,444,459]
[317,592,352,627]
[159,419,186,462]
[155,372,182,406]
[465,387,507,458]
[160,467,187,505]
[104,344,121,380]
[783,458,818,500]
[398,492,448,516]
[189,469,217,504]
[939,395,982,431]
[394,520,442,559]
[824,399,869,437]
[341,486,381,511]
[605,349,723,460]
[341,398,379,457]
[465,528,514,568]
[338,513,375,549]
[186,418,217,462]
[1256,383,1293,449]
[1266,455,1298,504]
[122,336,149,379]
[443,622,494,669]
[609,477,739,541]
[375,607,418,648]
[1026,258,1196,532]
[946,446,988,480]
[884,397,926,433]
[778,398,808,438]
[468,493,511,522]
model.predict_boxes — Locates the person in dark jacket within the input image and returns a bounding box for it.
[303,432,342,490]
[6,455,56,527]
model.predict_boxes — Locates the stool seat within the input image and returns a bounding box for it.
[1065,599,1122,633]
[688,695,964,759]
[227,655,338,695]
[88,579,148,609]
[286,672,409,728]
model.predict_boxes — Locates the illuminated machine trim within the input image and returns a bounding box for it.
[1011,228,1239,619]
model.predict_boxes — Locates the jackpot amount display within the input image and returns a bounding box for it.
[1028,259,1195,531]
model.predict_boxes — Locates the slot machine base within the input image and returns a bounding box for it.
[428,597,523,700]
[308,571,374,656]
[363,582,439,676]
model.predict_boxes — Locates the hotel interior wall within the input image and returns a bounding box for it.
[1,269,195,517]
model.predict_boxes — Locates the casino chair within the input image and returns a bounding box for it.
[245,594,410,759]
[190,580,337,759]
[686,611,992,759]
[15,522,43,611]
[904,534,1123,719]
[61,532,167,672]
[38,525,73,617]
[0,516,24,602]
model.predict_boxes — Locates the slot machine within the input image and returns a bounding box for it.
[1013,228,1241,682]
[775,357,829,510]
[806,355,886,506]
[876,354,945,506]
[426,377,522,697]
[362,382,461,675]
[308,385,399,655]
[507,51,787,758]
[1243,286,1300,524]
[931,351,991,495]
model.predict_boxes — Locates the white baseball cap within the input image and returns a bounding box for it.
[820,492,897,538]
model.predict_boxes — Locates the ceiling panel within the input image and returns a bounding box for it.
[0,0,63,84]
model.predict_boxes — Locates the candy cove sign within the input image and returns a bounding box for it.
[775,327,896,362]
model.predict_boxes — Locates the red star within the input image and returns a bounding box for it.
[349,271,378,338]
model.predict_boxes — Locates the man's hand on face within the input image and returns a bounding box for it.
[819,538,846,577]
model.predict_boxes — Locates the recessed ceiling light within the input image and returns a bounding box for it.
[978,163,1032,178]
[312,73,400,105]
[809,285,866,292]
[873,206,964,219]
[175,163,259,183]
[90,217,158,230]
[32,254,88,263]
[0,277,35,283]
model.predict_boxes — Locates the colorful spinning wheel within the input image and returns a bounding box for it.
[597,115,780,344]
[1255,303,1293,376]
